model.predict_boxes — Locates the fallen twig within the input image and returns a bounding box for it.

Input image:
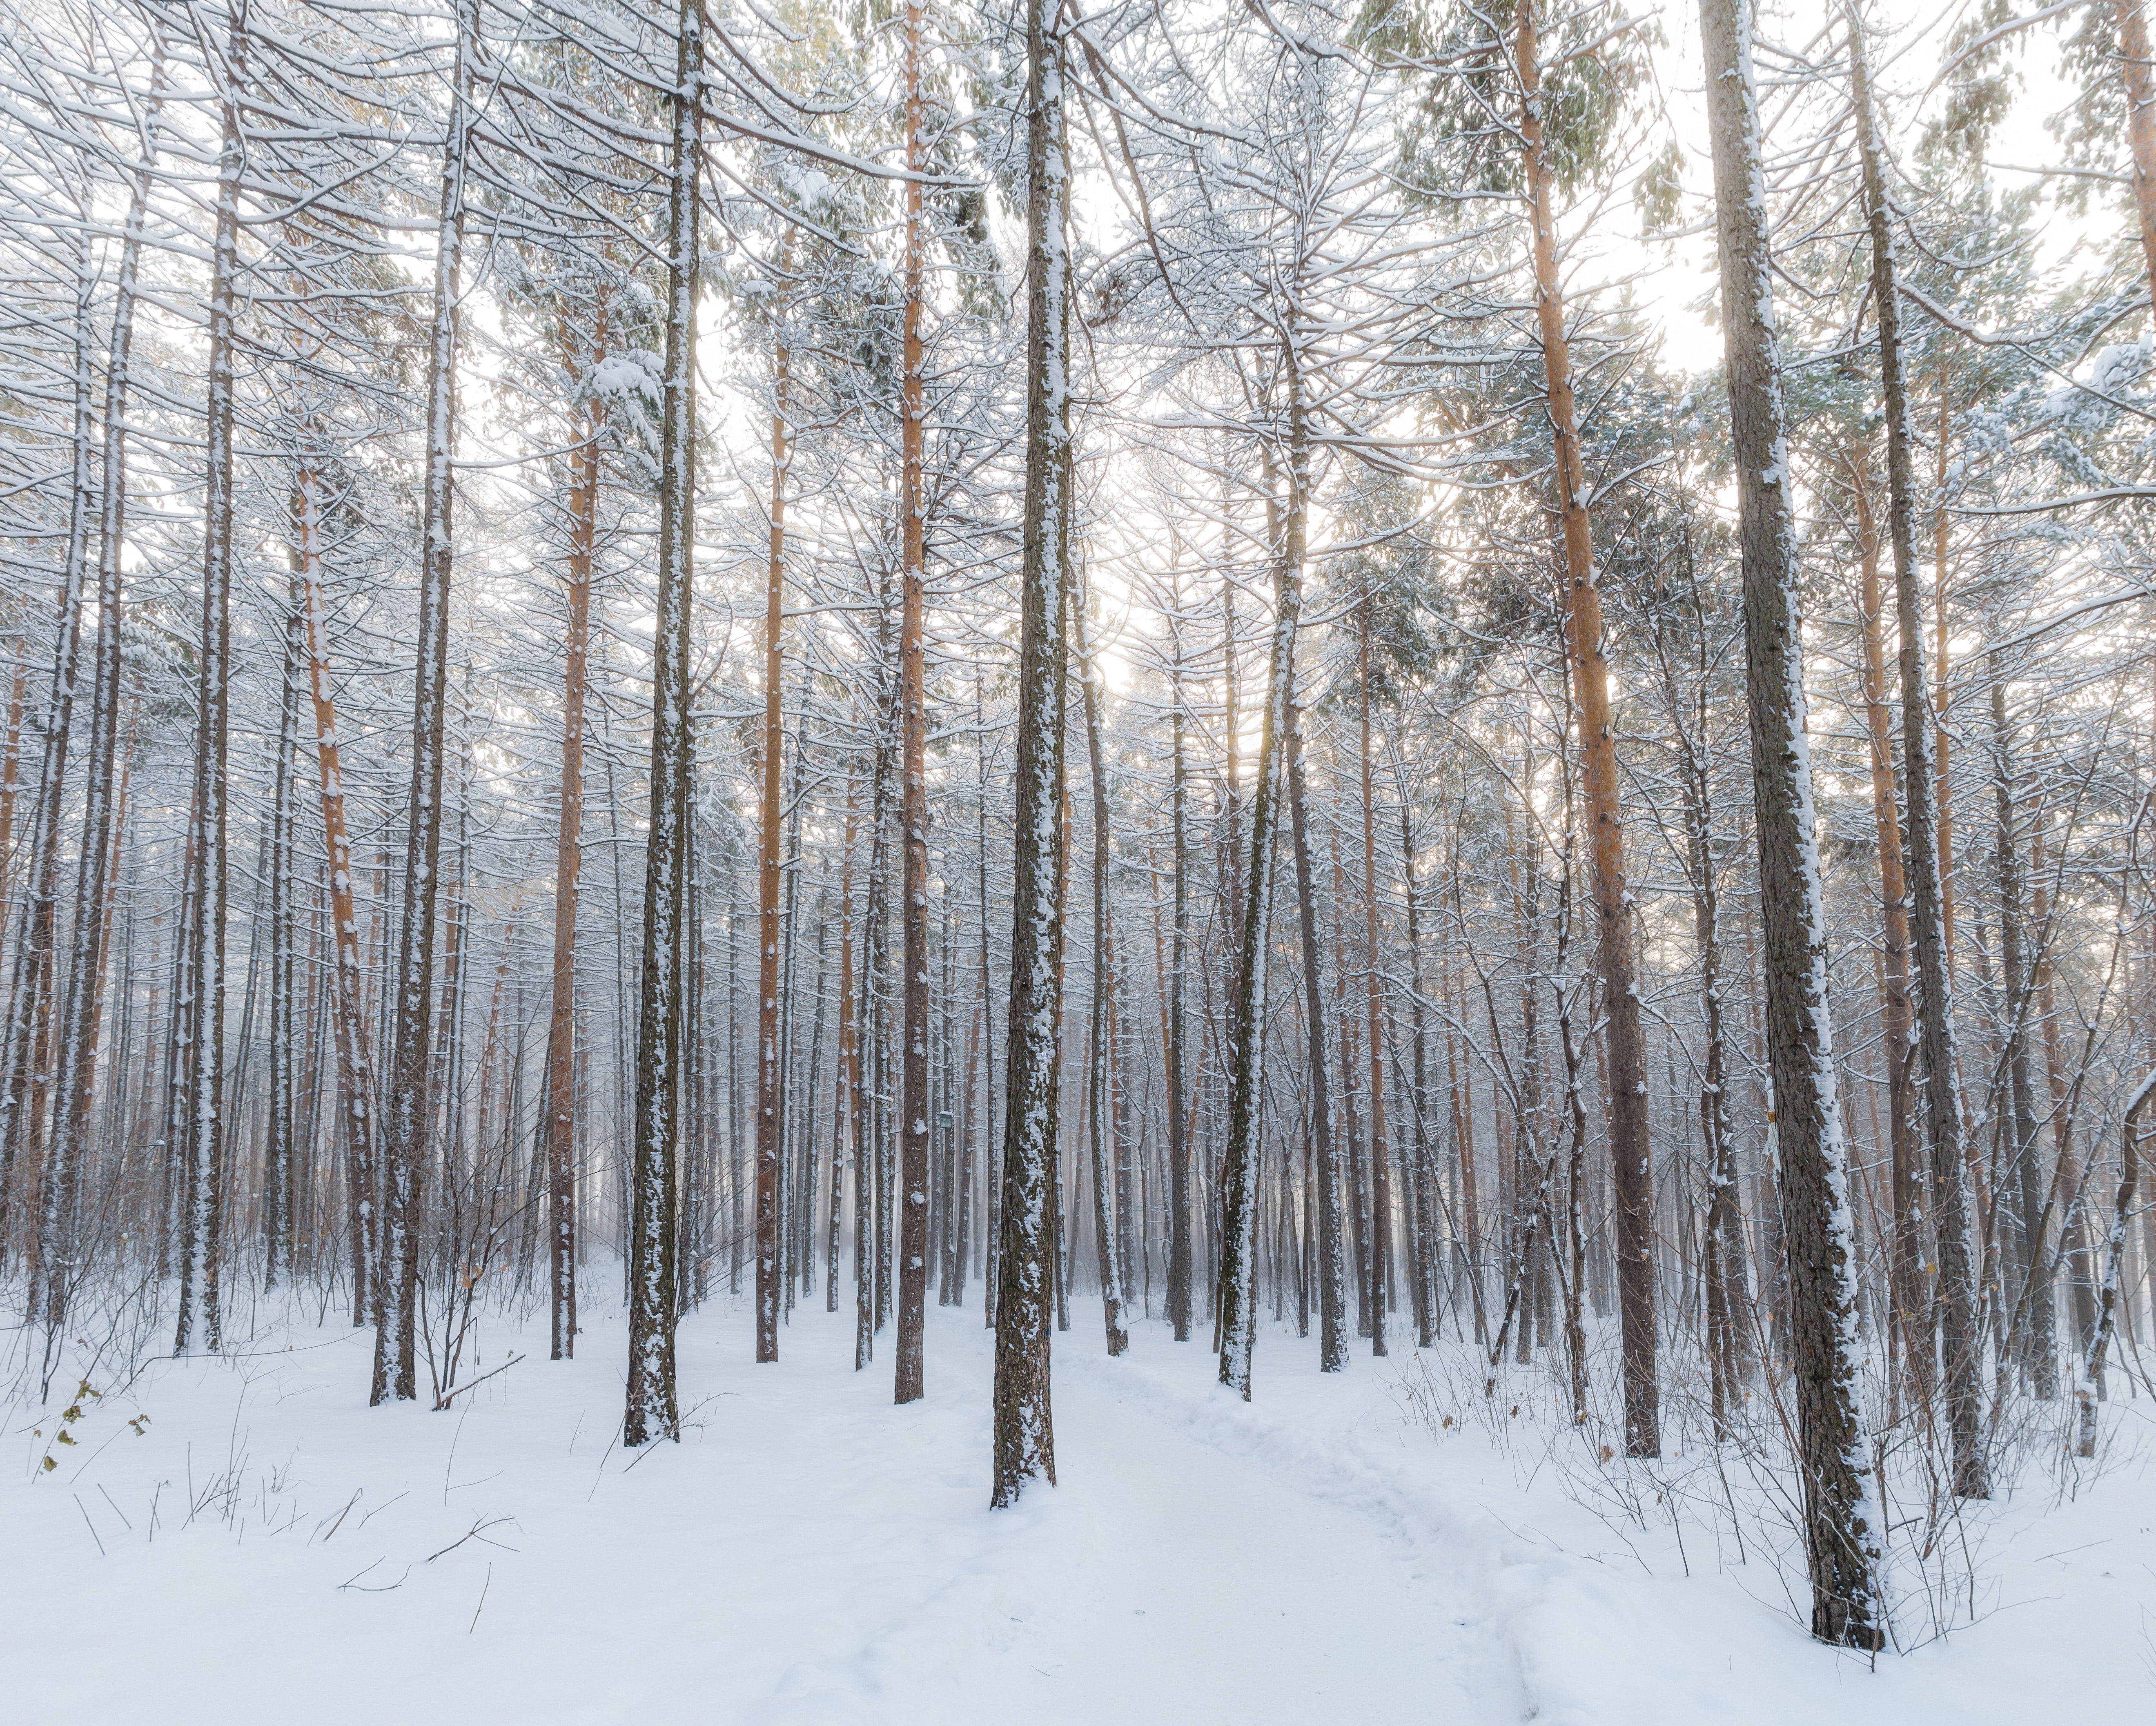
[433,1352,526,1412]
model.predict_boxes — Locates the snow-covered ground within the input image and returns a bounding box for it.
[6,1293,2150,1723]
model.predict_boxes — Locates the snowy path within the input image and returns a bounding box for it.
[11,1295,2156,1724]
[5,1301,1519,1725]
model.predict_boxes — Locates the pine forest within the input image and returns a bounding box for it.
[2,0,2154,1715]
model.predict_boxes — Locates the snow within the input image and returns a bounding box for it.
[7,1299,2152,1724]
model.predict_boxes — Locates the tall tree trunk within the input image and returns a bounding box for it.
[857,730,894,1371]
[756,265,790,1368]
[1218,354,1312,1397]
[1167,608,1192,1340]
[0,648,23,900]
[624,0,702,1445]
[375,7,472,1404]
[977,674,1000,1327]
[1848,5,1987,1498]
[1391,755,1438,1348]
[1703,0,1884,1647]
[1078,607,1127,1354]
[1515,0,1657,1454]
[296,457,380,1331]
[1359,613,1390,1357]
[895,0,933,1401]
[990,0,1069,1505]
[1258,431,1343,1382]
[261,589,302,1292]
[174,22,249,1358]
[547,294,607,1362]
[1989,666,2055,1395]
[1849,455,1927,1402]
[2029,816,2096,1353]
[832,764,859,1314]
[1659,581,1754,1426]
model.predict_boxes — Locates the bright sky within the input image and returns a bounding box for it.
[1636,0,2094,379]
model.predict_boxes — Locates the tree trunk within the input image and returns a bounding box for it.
[1703,0,1884,1647]
[1989,666,2055,1395]
[990,0,1069,1505]
[546,292,607,1362]
[1849,456,1927,1402]
[1515,0,1657,1453]
[1359,615,1391,1356]
[894,0,933,1401]
[1078,607,1127,1354]
[2029,816,2096,1353]
[174,24,249,1358]
[1218,352,1312,1397]
[756,267,790,1368]
[261,590,302,1292]
[624,0,702,1445]
[375,8,472,1404]
[1167,611,1193,1340]
[294,451,381,1331]
[832,765,859,1314]
[1848,6,1987,1498]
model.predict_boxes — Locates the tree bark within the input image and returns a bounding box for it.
[1359,613,1390,1357]
[544,293,605,1362]
[624,0,702,1445]
[1989,666,2055,1394]
[1218,358,1312,1398]
[2029,815,2096,1352]
[895,0,933,1401]
[1849,457,1927,1401]
[1167,610,1193,1340]
[1702,0,1884,1646]
[175,20,249,1358]
[1515,0,1657,1454]
[1848,6,1987,1497]
[1078,606,1127,1354]
[756,261,790,1368]
[374,6,472,1403]
[990,0,1069,1504]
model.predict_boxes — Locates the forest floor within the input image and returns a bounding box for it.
[4,1289,2152,1724]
